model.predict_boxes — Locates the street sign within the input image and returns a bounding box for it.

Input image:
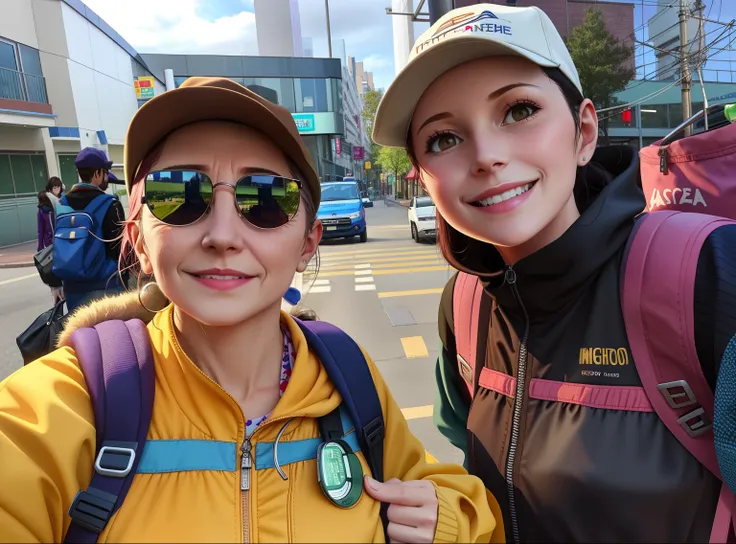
[365,161,372,170]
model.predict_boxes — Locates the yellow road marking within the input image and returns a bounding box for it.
[321,259,444,272]
[320,248,437,260]
[378,288,444,298]
[321,253,444,267]
[0,273,37,286]
[318,265,451,278]
[426,452,439,464]
[401,405,434,420]
[401,336,429,359]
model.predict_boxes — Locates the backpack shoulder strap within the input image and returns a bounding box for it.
[452,272,488,397]
[63,319,155,542]
[621,210,733,478]
[295,319,389,538]
[83,194,115,226]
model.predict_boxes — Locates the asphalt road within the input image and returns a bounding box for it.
[0,200,463,464]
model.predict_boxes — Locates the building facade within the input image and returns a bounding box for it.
[0,0,162,247]
[141,54,348,182]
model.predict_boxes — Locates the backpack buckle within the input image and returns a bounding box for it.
[364,417,385,448]
[657,380,698,409]
[94,442,137,477]
[677,407,713,438]
[457,355,473,387]
[68,486,117,533]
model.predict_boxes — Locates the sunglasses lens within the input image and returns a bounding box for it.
[235,175,301,229]
[144,171,213,225]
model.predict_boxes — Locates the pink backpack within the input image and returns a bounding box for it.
[453,210,736,542]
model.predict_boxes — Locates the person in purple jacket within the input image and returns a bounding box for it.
[37,190,63,304]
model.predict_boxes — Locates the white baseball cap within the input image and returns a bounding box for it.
[373,3,582,147]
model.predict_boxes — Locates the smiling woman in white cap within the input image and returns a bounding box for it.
[374,3,736,543]
[0,77,498,542]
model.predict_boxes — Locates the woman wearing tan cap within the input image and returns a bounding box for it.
[374,3,736,543]
[0,77,499,542]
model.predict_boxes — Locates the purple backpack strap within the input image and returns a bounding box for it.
[452,272,486,397]
[63,319,155,543]
[621,210,736,542]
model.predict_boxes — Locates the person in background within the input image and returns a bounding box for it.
[59,148,126,311]
[45,176,63,212]
[36,190,63,305]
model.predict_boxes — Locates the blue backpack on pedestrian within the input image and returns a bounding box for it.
[62,318,390,542]
[53,191,118,284]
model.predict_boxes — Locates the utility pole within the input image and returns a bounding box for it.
[325,0,333,58]
[696,0,709,129]
[679,0,693,136]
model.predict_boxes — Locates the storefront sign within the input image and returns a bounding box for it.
[335,137,342,156]
[365,161,372,170]
[353,147,365,161]
[291,112,340,135]
[135,77,155,100]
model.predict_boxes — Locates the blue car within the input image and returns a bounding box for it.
[318,181,367,243]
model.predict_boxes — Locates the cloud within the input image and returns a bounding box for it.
[80,0,429,89]
[81,0,258,55]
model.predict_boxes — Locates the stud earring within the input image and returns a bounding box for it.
[582,156,587,162]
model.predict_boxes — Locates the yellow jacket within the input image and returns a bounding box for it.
[0,295,499,542]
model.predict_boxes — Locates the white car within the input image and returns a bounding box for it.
[408,196,436,242]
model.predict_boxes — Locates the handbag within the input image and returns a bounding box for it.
[16,300,68,365]
[34,245,62,288]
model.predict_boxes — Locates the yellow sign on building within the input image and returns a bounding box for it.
[135,76,155,100]
[365,161,372,170]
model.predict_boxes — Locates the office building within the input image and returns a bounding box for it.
[254,0,304,57]
[0,0,162,247]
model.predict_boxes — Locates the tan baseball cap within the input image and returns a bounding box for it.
[124,77,321,207]
[373,3,582,147]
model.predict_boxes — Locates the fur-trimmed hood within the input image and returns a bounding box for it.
[57,291,158,348]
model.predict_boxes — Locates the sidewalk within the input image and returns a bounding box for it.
[0,242,36,269]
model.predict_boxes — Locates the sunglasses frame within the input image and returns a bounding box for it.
[141,170,303,229]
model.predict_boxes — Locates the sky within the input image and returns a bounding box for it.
[79,0,735,91]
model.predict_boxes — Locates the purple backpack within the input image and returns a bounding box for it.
[62,319,389,542]
[453,210,736,543]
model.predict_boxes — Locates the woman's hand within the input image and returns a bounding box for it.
[364,476,439,543]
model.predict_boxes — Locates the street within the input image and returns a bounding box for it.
[0,200,463,465]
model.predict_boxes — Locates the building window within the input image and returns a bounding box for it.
[0,153,48,197]
[0,37,47,103]
[640,104,669,129]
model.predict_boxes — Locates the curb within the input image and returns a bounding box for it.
[0,261,34,270]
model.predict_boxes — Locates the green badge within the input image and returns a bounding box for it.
[317,440,363,508]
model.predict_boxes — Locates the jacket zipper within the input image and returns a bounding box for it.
[241,437,252,543]
[503,266,530,544]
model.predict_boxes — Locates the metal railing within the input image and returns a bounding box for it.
[0,67,49,104]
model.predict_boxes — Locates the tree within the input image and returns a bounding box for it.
[361,89,384,169]
[376,146,411,197]
[566,8,634,145]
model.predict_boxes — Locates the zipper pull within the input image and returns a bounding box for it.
[504,266,517,286]
[659,146,669,175]
[241,438,252,491]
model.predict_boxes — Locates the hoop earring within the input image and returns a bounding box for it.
[138,281,168,313]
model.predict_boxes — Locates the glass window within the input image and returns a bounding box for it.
[607,107,637,128]
[174,76,188,88]
[416,196,434,208]
[297,79,329,112]
[640,104,669,129]
[669,103,683,127]
[321,182,359,201]
[10,155,34,194]
[0,40,18,71]
[19,45,42,75]
[242,78,296,111]
[29,155,48,191]
[0,155,14,195]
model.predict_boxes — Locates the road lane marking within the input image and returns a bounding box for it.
[321,252,442,265]
[401,336,429,359]
[320,247,435,259]
[426,452,438,464]
[308,285,331,294]
[401,405,433,420]
[354,269,373,276]
[325,258,444,272]
[355,284,376,291]
[355,277,374,283]
[379,288,444,298]
[355,263,371,269]
[0,273,38,286]
[312,279,330,286]
[320,265,451,278]
[370,224,410,229]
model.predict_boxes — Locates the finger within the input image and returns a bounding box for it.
[364,477,428,506]
[388,521,434,544]
[387,503,436,528]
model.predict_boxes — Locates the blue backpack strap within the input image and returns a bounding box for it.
[83,194,116,235]
[296,319,389,538]
[63,319,155,542]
